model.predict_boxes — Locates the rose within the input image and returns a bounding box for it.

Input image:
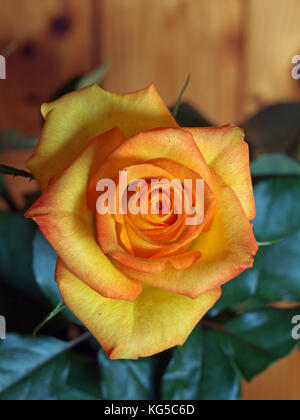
[26,84,258,359]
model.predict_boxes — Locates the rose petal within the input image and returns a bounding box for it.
[120,172,258,298]
[26,128,142,301]
[56,259,221,360]
[187,125,256,221]
[28,84,178,190]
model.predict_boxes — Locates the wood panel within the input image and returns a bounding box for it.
[240,0,300,120]
[243,349,300,400]
[0,0,299,401]
[98,0,243,124]
[0,0,94,135]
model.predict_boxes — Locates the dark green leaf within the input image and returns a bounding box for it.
[250,178,300,302]
[162,328,241,400]
[224,231,300,309]
[251,153,300,177]
[253,178,300,242]
[50,61,111,102]
[172,103,212,127]
[98,349,154,400]
[58,386,99,401]
[0,334,70,400]
[243,103,300,156]
[204,164,300,316]
[32,230,60,303]
[32,230,79,324]
[0,286,48,334]
[75,60,112,90]
[1,42,17,58]
[59,354,101,401]
[215,308,300,381]
[209,264,260,317]
[0,131,37,150]
[0,175,16,210]
[0,211,40,301]
[255,230,300,302]
[0,164,34,179]
[232,296,268,314]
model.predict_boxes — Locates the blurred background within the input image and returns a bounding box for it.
[0,0,299,400]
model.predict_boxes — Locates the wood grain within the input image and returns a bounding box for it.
[0,0,94,135]
[98,0,243,124]
[243,349,300,400]
[240,0,300,120]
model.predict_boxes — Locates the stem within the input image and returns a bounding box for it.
[67,332,92,351]
[33,301,66,336]
[173,74,191,118]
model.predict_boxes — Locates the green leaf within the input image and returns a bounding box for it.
[243,103,300,156]
[0,131,37,151]
[50,61,111,102]
[0,175,16,210]
[32,230,80,324]
[0,334,70,400]
[212,177,300,312]
[172,75,191,118]
[98,349,154,400]
[75,60,112,90]
[162,328,241,400]
[172,102,212,127]
[254,230,300,302]
[0,164,34,179]
[215,308,300,381]
[58,386,99,401]
[223,229,300,310]
[1,42,17,58]
[32,230,60,303]
[209,264,260,317]
[0,214,67,334]
[59,354,101,401]
[0,286,49,335]
[253,178,300,242]
[251,153,300,177]
[0,211,40,301]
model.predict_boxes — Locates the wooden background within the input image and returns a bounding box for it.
[0,0,300,400]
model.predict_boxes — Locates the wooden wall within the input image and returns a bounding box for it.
[0,0,300,400]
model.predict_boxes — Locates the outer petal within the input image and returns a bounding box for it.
[187,125,256,221]
[56,260,221,360]
[120,172,258,299]
[26,128,142,302]
[27,84,178,190]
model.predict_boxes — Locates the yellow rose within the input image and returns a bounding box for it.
[26,85,258,359]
